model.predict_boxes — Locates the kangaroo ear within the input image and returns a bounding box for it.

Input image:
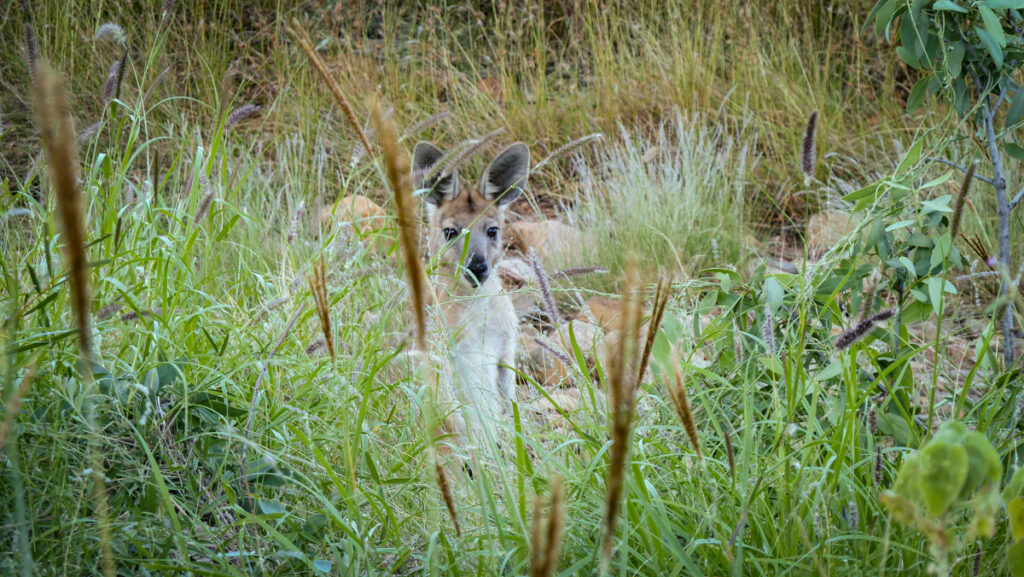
[412,141,458,205]
[480,142,529,206]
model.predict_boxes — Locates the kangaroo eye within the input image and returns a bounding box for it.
[486,226,499,240]
[443,227,459,241]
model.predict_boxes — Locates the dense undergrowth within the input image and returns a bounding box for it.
[2,1,1023,576]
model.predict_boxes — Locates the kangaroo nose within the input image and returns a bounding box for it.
[466,256,490,285]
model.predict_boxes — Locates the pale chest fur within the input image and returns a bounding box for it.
[433,276,518,413]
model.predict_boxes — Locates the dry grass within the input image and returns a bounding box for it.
[308,255,335,365]
[371,99,427,351]
[31,58,115,577]
[600,265,642,573]
[530,475,566,577]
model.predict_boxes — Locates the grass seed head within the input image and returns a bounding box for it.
[836,308,895,350]
[669,350,702,460]
[226,104,261,129]
[801,111,818,179]
[372,99,427,351]
[95,23,127,44]
[33,60,91,362]
[289,19,372,155]
[435,462,461,537]
[531,475,566,577]
[532,133,603,173]
[950,159,975,242]
[308,256,335,365]
[601,264,642,571]
[529,248,561,326]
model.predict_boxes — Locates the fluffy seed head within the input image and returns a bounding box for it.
[95,23,127,44]
[836,308,896,350]
[801,111,818,178]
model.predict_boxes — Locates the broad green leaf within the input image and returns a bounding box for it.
[258,499,287,517]
[960,431,1002,499]
[926,277,946,315]
[922,195,953,214]
[1004,467,1024,503]
[1006,142,1024,160]
[946,41,966,77]
[918,439,968,516]
[899,256,918,279]
[1007,89,1024,127]
[984,0,1024,9]
[896,46,922,69]
[875,0,900,36]
[762,277,784,311]
[1009,539,1024,577]
[980,5,1007,47]
[976,27,1005,67]
[897,140,923,173]
[885,219,916,231]
[908,76,930,112]
[1009,498,1024,541]
[921,171,954,188]
[892,454,922,499]
[814,360,844,382]
[843,182,881,204]
[933,0,968,11]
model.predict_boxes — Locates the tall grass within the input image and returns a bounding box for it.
[567,111,755,279]
[2,1,1021,576]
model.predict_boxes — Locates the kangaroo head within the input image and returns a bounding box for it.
[412,141,530,289]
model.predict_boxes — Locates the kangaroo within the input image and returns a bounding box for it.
[411,141,529,448]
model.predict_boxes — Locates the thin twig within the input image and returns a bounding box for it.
[1010,186,1024,211]
[924,157,995,186]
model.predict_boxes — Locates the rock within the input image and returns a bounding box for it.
[526,388,581,432]
[322,195,389,243]
[805,209,858,256]
[574,296,622,329]
[507,220,583,260]
[519,320,605,387]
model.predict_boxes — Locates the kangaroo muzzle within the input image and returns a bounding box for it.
[465,254,490,286]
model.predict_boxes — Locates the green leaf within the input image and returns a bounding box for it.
[921,171,954,189]
[885,219,916,231]
[899,256,919,280]
[1006,142,1024,160]
[908,76,930,112]
[843,182,881,205]
[926,277,946,315]
[934,0,968,11]
[897,46,922,70]
[946,41,966,78]
[1009,539,1024,577]
[922,195,953,214]
[893,453,922,499]
[1009,498,1024,541]
[1004,467,1024,503]
[897,140,923,173]
[258,499,287,517]
[976,26,1005,67]
[875,0,900,36]
[762,277,784,312]
[1007,90,1024,127]
[984,0,1024,10]
[918,438,968,516]
[980,5,1007,47]
[960,431,1002,499]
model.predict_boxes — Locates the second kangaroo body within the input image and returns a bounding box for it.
[412,141,530,446]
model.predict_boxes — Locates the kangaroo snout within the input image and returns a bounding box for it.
[465,254,490,286]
